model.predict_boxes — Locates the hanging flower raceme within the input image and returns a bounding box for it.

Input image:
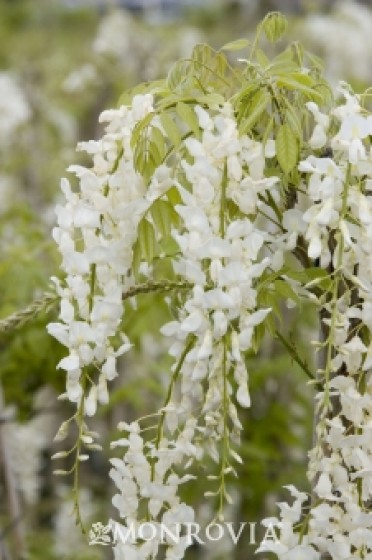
[48,94,156,412]
[108,101,279,559]
[259,86,372,560]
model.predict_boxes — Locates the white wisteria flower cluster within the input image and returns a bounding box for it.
[108,103,278,559]
[258,86,372,560]
[48,95,156,413]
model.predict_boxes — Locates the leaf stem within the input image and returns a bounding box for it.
[72,385,87,534]
[275,330,315,381]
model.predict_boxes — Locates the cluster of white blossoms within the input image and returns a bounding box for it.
[163,104,274,413]
[47,94,158,415]
[107,102,280,559]
[258,86,372,559]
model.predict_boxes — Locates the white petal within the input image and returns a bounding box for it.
[236,384,251,408]
[181,311,204,333]
[57,354,80,371]
[314,472,332,499]
[308,235,322,259]
[85,385,98,416]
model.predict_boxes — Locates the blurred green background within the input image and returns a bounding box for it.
[0,1,371,558]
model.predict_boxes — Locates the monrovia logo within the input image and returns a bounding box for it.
[88,520,279,547]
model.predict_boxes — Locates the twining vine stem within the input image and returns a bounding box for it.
[0,280,193,336]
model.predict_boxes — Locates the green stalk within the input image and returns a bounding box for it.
[218,336,229,519]
[218,162,229,517]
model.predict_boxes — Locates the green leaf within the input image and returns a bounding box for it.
[166,186,182,207]
[167,59,193,93]
[239,89,270,135]
[274,279,300,304]
[150,199,178,239]
[286,266,332,291]
[191,43,219,89]
[176,102,200,137]
[192,43,215,65]
[313,81,334,106]
[216,52,228,79]
[221,38,249,52]
[262,12,288,43]
[132,122,167,183]
[283,102,303,140]
[266,47,298,74]
[278,72,314,88]
[305,50,325,72]
[275,123,298,175]
[252,321,266,353]
[151,126,166,162]
[133,145,155,184]
[290,42,305,67]
[276,73,323,102]
[131,112,154,151]
[262,115,274,147]
[234,82,260,110]
[160,112,182,149]
[195,93,225,106]
[255,48,270,69]
[137,218,157,265]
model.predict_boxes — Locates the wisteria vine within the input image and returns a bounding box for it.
[41,12,372,560]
